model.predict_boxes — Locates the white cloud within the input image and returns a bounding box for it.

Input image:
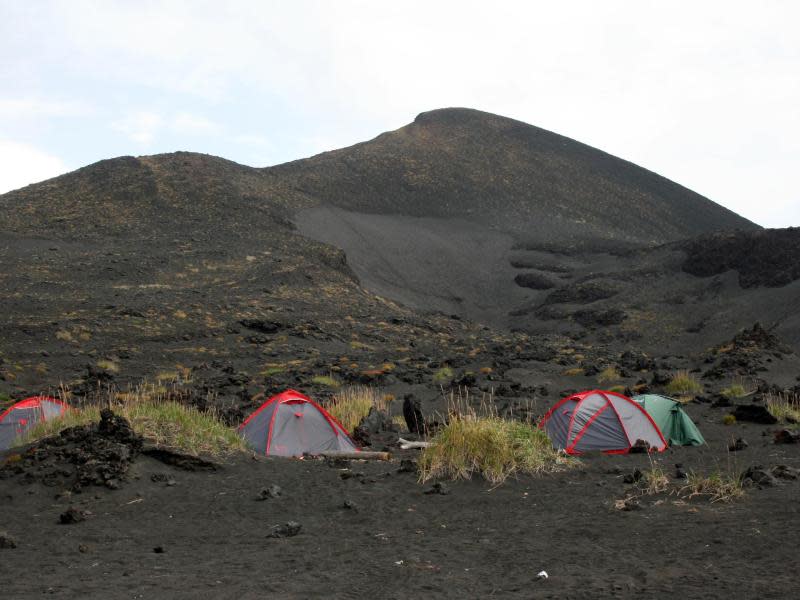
[111,111,162,144]
[171,112,222,135]
[0,97,91,120]
[0,140,68,193]
[2,1,799,225]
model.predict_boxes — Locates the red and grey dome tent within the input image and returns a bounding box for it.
[239,389,358,457]
[539,390,667,455]
[0,396,68,451]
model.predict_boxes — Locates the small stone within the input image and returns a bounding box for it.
[424,482,450,495]
[623,468,643,484]
[0,531,17,549]
[256,484,282,500]
[268,521,302,538]
[342,499,358,512]
[59,507,88,525]
[771,465,799,480]
[78,544,90,553]
[728,437,748,452]
[153,545,165,553]
[398,459,417,473]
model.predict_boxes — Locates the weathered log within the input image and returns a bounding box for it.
[398,437,432,450]
[318,450,392,461]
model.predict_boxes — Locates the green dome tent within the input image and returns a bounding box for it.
[633,394,705,447]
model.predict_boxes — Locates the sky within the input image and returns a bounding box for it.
[1,1,798,227]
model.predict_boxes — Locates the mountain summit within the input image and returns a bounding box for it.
[272,107,756,244]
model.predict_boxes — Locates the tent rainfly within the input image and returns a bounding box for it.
[239,389,358,457]
[0,396,68,451]
[633,394,705,446]
[539,390,667,455]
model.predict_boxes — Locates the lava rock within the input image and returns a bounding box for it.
[256,484,283,500]
[732,404,778,424]
[59,507,89,524]
[623,468,643,484]
[238,319,280,334]
[352,407,391,446]
[774,429,800,444]
[771,465,799,480]
[514,272,556,290]
[403,394,426,436]
[0,531,17,549]
[268,521,302,538]
[424,482,450,495]
[398,459,418,474]
[741,465,779,488]
[728,438,749,451]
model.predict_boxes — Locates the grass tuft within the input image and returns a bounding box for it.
[597,366,620,384]
[327,386,391,433]
[664,370,702,400]
[432,366,455,385]
[765,392,800,424]
[311,374,341,388]
[418,408,572,485]
[20,384,245,457]
[680,471,744,503]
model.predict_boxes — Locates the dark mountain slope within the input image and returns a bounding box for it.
[273,108,757,244]
[0,152,298,239]
[0,107,789,402]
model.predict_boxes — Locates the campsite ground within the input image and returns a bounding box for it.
[2,402,799,599]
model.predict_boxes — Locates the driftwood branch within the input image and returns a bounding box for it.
[318,450,392,461]
[399,437,432,450]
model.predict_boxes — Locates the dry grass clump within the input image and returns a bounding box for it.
[418,401,572,484]
[638,464,670,495]
[664,370,702,400]
[328,385,391,433]
[311,374,341,388]
[620,460,744,506]
[597,366,621,384]
[562,367,584,377]
[21,383,245,457]
[765,392,800,424]
[679,471,744,503]
[721,377,754,400]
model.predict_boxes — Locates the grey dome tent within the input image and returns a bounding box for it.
[539,390,667,455]
[633,394,705,446]
[0,396,68,451]
[239,389,358,456]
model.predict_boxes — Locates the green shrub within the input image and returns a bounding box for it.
[722,414,737,426]
[418,415,571,484]
[432,366,455,385]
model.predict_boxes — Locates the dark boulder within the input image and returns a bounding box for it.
[403,395,426,436]
[732,404,778,425]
